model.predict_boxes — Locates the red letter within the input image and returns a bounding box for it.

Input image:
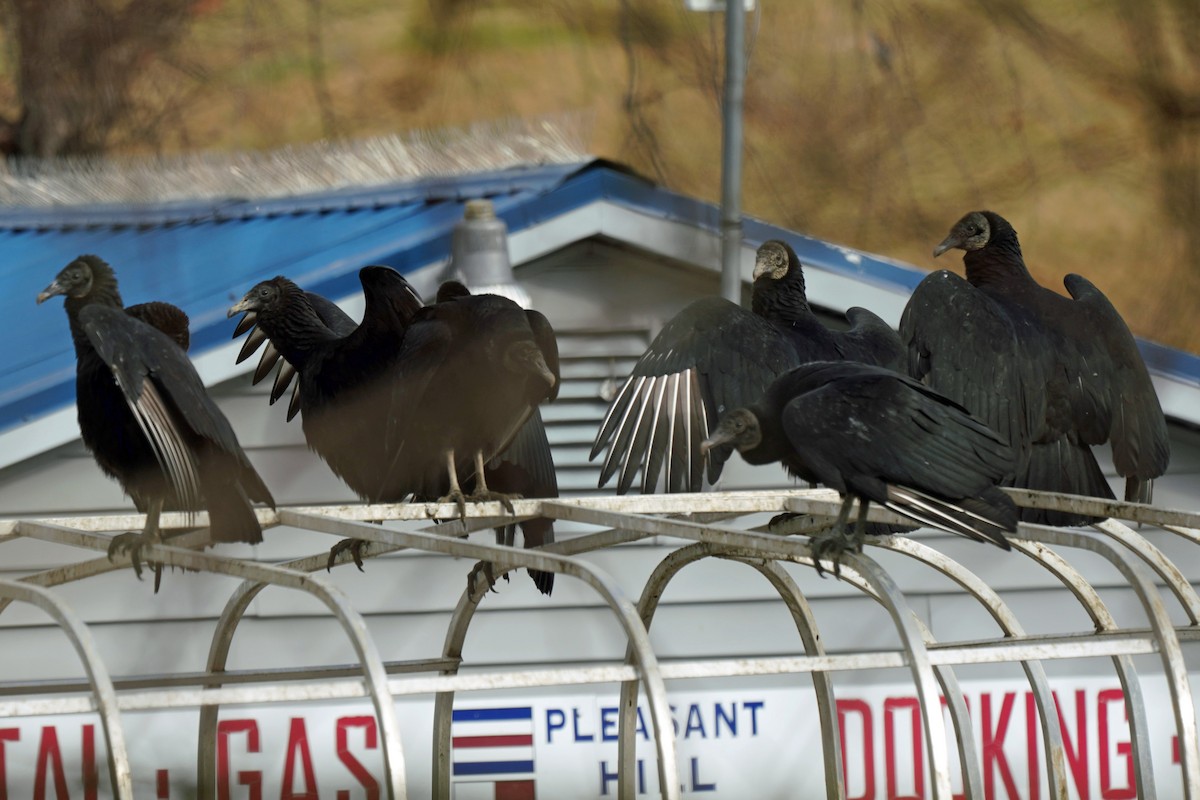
[884,697,923,800]
[217,719,262,800]
[83,724,99,800]
[0,728,20,800]
[1053,690,1089,800]
[1025,693,1040,800]
[1098,689,1135,799]
[337,716,381,800]
[837,699,874,800]
[982,692,1020,799]
[281,718,319,799]
[34,727,69,800]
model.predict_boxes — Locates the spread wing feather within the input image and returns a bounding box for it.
[900,270,1038,460]
[78,304,270,508]
[1062,274,1170,482]
[592,297,799,493]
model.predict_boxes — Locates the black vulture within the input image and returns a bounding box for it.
[702,361,1017,575]
[228,273,561,594]
[901,211,1170,526]
[37,255,275,579]
[228,267,423,500]
[591,238,905,495]
[232,284,360,422]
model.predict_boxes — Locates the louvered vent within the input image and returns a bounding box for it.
[543,327,653,496]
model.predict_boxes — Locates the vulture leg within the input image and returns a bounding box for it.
[432,449,469,520]
[809,495,866,579]
[107,497,165,582]
[464,450,519,514]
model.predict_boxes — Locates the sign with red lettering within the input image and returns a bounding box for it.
[0,677,1192,797]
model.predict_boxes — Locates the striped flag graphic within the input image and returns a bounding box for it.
[451,706,536,800]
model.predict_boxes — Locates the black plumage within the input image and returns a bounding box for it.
[591,239,905,494]
[900,211,1170,526]
[229,267,423,501]
[229,273,561,594]
[37,255,275,577]
[232,285,360,422]
[702,361,1017,574]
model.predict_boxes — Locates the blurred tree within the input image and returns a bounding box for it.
[975,0,1200,265]
[0,0,197,157]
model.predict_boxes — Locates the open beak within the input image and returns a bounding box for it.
[36,280,64,304]
[227,295,257,318]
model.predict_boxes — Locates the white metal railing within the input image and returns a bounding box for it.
[0,488,1197,800]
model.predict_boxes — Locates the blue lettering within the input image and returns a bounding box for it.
[685,704,706,738]
[599,759,646,795]
[546,708,566,743]
[599,760,618,795]
[635,706,650,741]
[573,708,594,742]
[714,702,737,737]
[600,706,619,741]
[743,701,764,735]
[690,757,717,791]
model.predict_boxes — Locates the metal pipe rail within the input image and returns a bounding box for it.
[0,488,1197,798]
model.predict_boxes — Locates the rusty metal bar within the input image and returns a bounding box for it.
[0,577,133,798]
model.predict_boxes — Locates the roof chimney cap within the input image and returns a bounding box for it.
[446,198,531,308]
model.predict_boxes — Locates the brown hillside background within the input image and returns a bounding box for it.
[3,0,1199,353]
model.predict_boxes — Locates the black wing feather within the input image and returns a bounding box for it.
[592,297,799,493]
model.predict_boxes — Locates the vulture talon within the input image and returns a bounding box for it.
[431,489,469,521]
[327,538,368,572]
[809,528,860,579]
[467,561,503,596]
[107,532,157,581]
[469,489,520,515]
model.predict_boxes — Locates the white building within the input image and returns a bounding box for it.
[0,158,1197,799]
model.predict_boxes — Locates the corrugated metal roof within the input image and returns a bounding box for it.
[2,158,1197,441]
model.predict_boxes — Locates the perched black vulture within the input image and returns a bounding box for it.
[901,211,1170,526]
[229,273,561,594]
[702,361,1017,574]
[232,284,360,421]
[591,239,905,494]
[387,280,560,508]
[229,267,423,500]
[37,255,275,578]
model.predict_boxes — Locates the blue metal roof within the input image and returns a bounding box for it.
[2,158,1197,437]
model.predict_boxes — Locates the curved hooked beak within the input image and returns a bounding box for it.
[227,295,258,318]
[699,428,736,458]
[932,234,962,258]
[36,280,65,304]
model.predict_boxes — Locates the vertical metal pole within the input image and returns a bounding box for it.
[719,0,746,303]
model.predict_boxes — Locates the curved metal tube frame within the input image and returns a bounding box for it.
[0,579,134,798]
[876,537,1070,799]
[542,506,960,800]
[276,511,682,800]
[1015,525,1200,798]
[608,543,846,800]
[150,547,409,800]
[1091,518,1200,624]
[1006,538,1157,797]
